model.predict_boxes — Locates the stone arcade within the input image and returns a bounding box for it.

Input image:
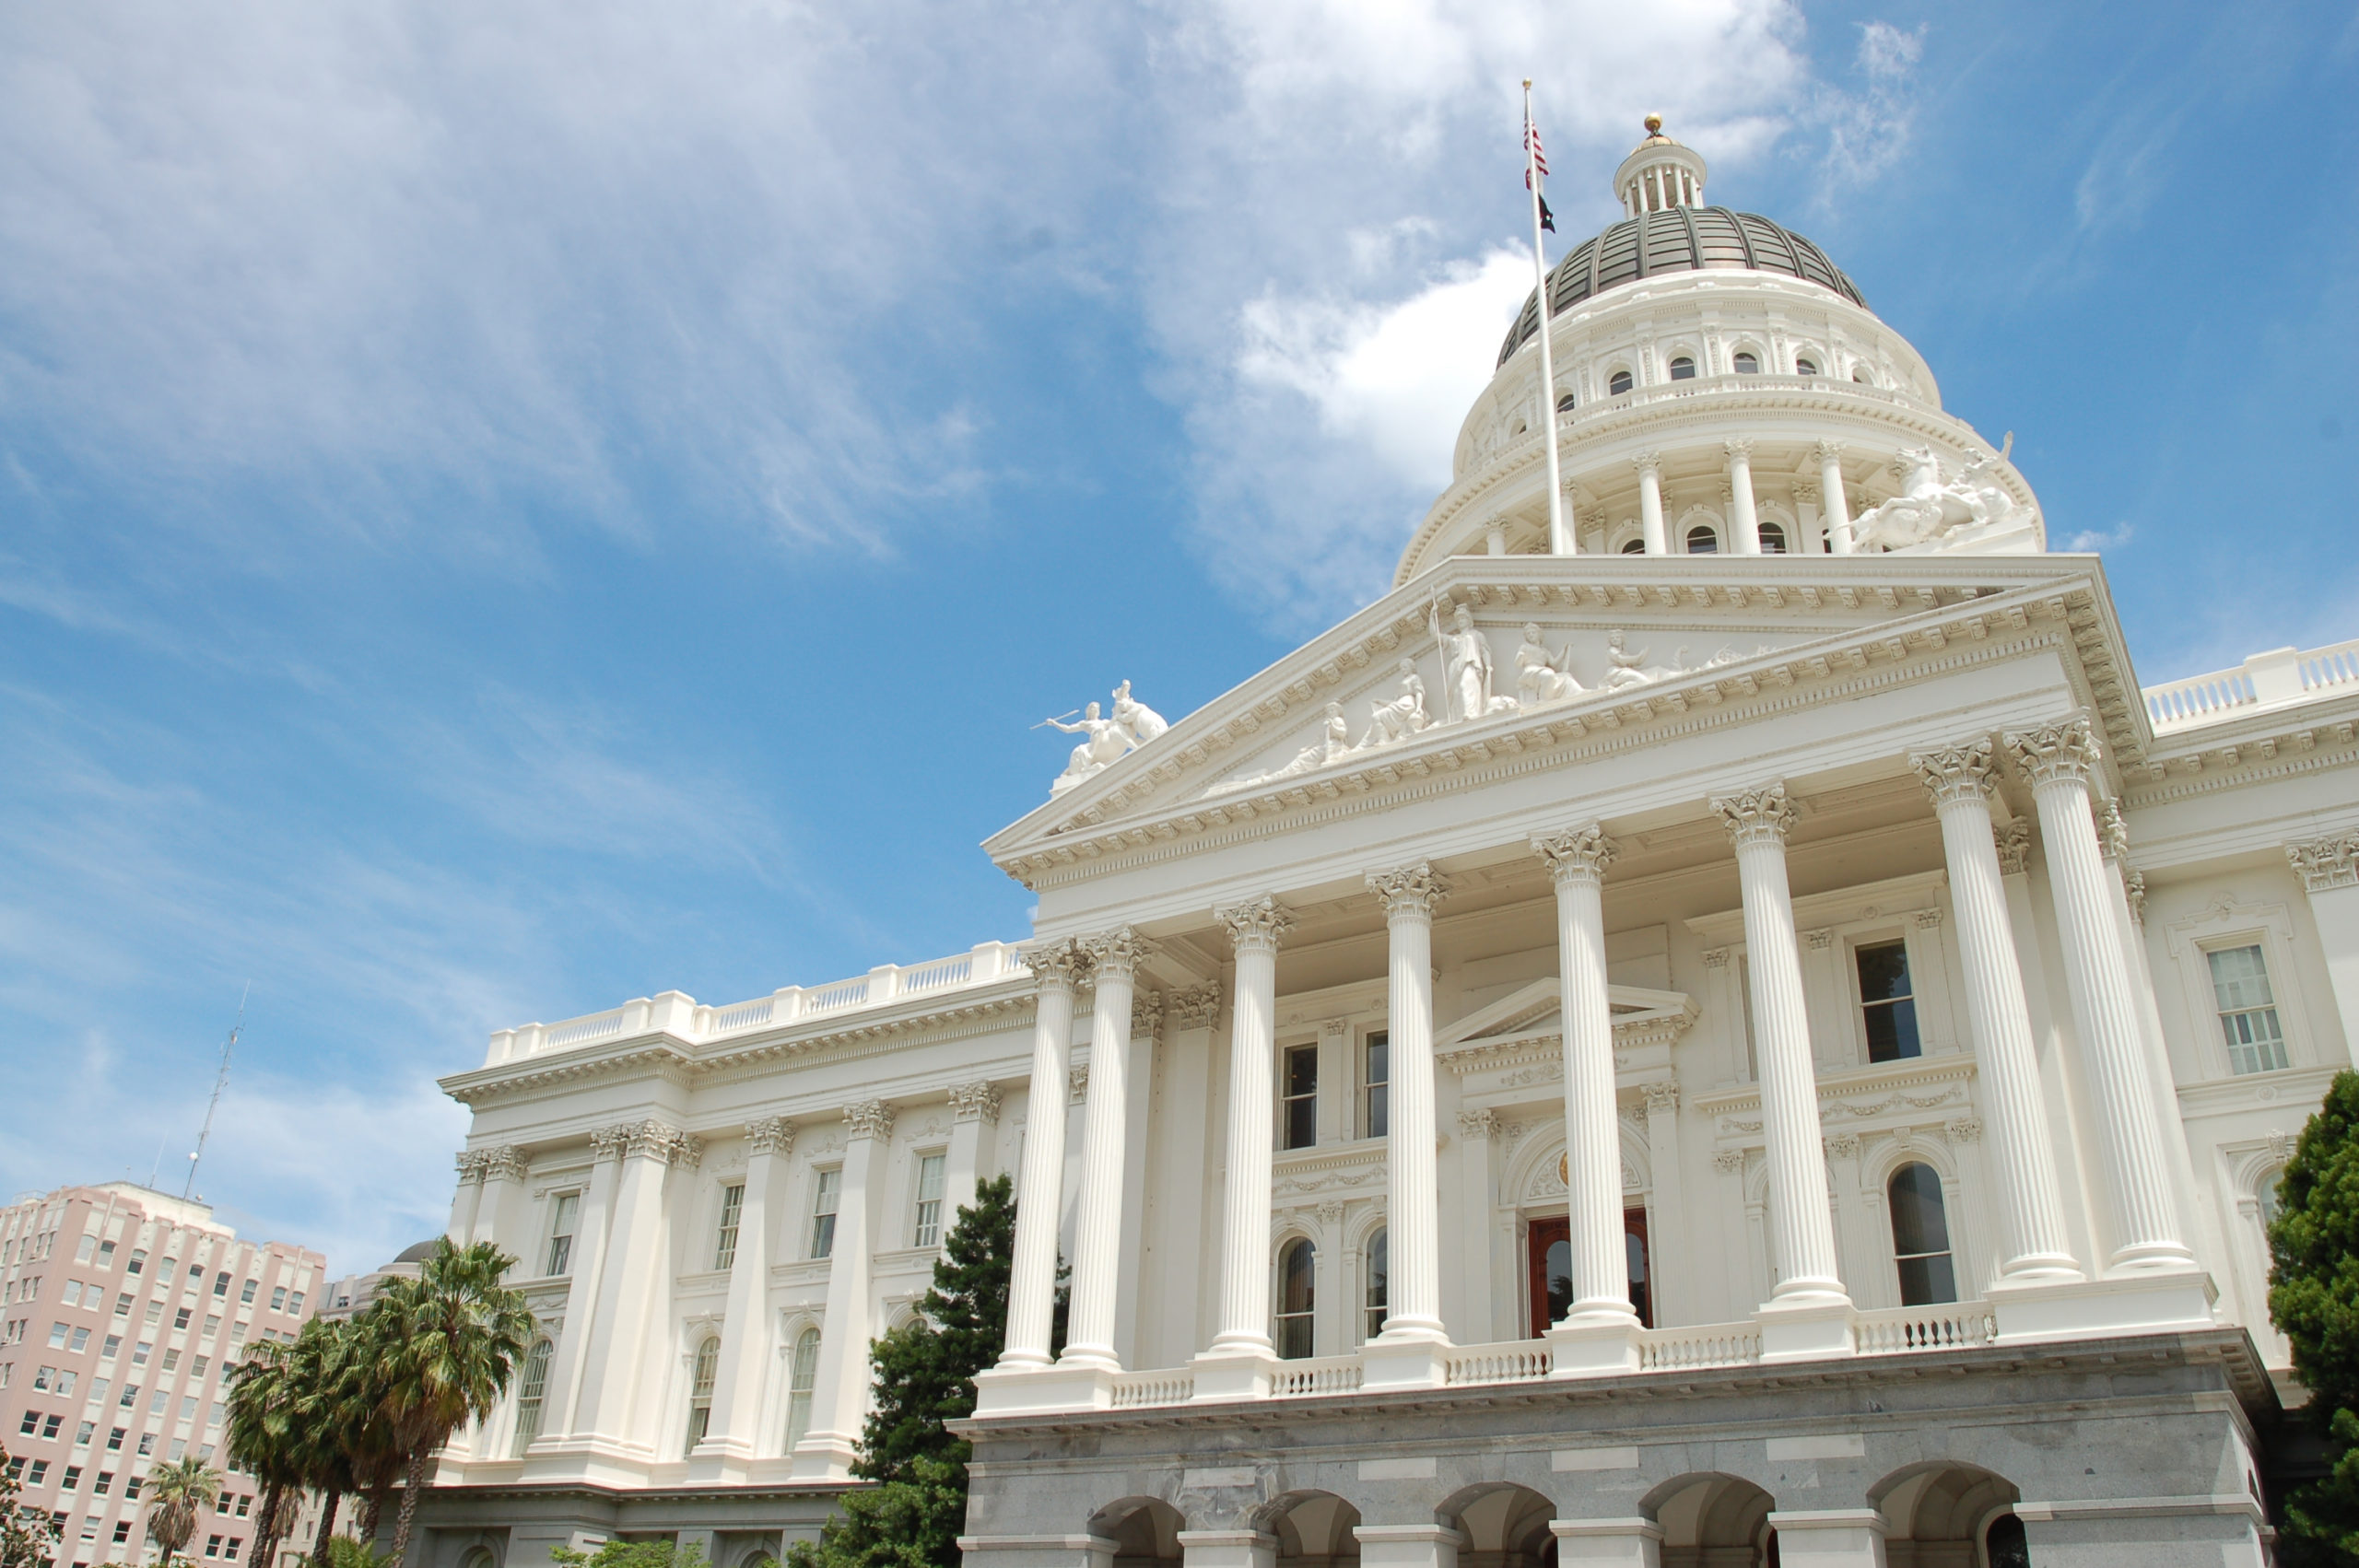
[409,124,2359,1567]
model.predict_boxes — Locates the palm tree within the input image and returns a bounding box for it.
[273,1317,362,1568]
[369,1241,534,1562]
[142,1456,221,1568]
[224,1342,302,1568]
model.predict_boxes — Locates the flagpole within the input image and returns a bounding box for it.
[1524,79,1570,556]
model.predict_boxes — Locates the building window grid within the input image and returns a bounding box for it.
[911,1154,948,1249]
[544,1193,580,1279]
[2208,944,2290,1075]
[712,1185,745,1272]
[786,1328,821,1450]
[810,1170,842,1261]
[510,1340,552,1457]
[1855,939,1923,1063]
[1274,1239,1315,1361]
[1887,1162,1958,1306]
[1362,1033,1389,1141]
[1362,1228,1388,1342]
[1281,1046,1319,1151]
[684,1338,719,1456]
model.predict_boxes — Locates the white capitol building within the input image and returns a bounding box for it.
[411,123,2359,1568]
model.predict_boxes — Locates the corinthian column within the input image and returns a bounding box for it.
[2005,720,2196,1272]
[1633,453,1668,556]
[792,1100,891,1480]
[1908,743,2080,1283]
[1367,863,1449,1371]
[1816,441,1853,555]
[1192,897,1293,1401]
[1710,785,1850,1336]
[1725,439,1763,555]
[998,940,1090,1371]
[1062,928,1151,1371]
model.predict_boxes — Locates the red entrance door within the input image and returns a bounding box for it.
[1527,1210,1653,1337]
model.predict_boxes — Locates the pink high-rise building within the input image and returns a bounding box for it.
[0,1184,324,1568]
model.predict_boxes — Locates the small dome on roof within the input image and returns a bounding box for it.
[1496,206,1867,367]
[393,1238,441,1264]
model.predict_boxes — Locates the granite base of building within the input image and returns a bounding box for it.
[955,1329,2279,1567]
[400,1481,851,1568]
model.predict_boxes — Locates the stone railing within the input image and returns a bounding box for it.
[484,942,1031,1065]
[1272,1354,1367,1398]
[1636,1320,1765,1372]
[1852,1301,1998,1354]
[1441,1341,1553,1387]
[2144,639,2359,733]
[1108,1369,1196,1409]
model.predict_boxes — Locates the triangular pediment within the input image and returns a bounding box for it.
[1434,977,1698,1063]
[988,552,2133,885]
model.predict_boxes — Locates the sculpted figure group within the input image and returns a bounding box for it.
[1853,437,2037,553]
[1043,679,1169,795]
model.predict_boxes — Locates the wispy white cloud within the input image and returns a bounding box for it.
[1817,20,1927,190]
[2060,522,2134,552]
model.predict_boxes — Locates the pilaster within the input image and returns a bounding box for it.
[2288,832,2359,1067]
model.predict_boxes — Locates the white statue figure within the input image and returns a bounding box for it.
[1111,680,1168,747]
[1597,629,1687,693]
[1043,702,1133,795]
[1853,436,2036,552]
[1210,702,1356,795]
[1429,600,1519,724]
[1364,658,1432,748]
[1515,623,1584,708]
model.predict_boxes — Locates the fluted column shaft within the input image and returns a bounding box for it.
[1910,744,2080,1281]
[793,1102,890,1478]
[1001,942,1088,1369]
[1535,827,1637,1324]
[2006,720,2195,1270]
[702,1120,790,1458]
[1726,440,1762,555]
[1634,455,1667,556]
[1369,863,1448,1340]
[1063,929,1149,1368]
[1713,786,1847,1303]
[1817,442,1853,555]
[1210,898,1293,1357]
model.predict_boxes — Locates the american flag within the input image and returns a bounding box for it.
[1525,111,1555,229]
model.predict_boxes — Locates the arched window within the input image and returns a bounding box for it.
[1669,356,1696,380]
[1984,1515,2030,1568]
[785,1328,821,1450]
[1732,351,1760,374]
[1795,357,1819,376]
[1363,1229,1387,1341]
[1619,538,1647,555]
[1275,1238,1315,1360]
[2257,1168,2285,1230]
[1608,369,1634,396]
[1685,525,1719,555]
[1888,1164,1957,1305]
[685,1336,720,1455]
[1852,367,1873,384]
[1555,392,1576,413]
[510,1340,552,1457]
[1757,521,1787,554]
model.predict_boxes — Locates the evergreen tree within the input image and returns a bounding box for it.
[1,1443,62,1568]
[2270,1069,2359,1562]
[788,1175,1018,1568]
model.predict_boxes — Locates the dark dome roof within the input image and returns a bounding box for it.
[392,1239,440,1264]
[1497,206,1866,367]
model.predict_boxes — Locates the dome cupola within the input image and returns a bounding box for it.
[1612,112,1708,217]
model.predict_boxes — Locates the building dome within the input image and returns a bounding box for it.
[1496,207,1866,368]
[393,1238,440,1264]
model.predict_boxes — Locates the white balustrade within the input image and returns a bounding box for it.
[2144,638,2359,731]
[1637,1323,1763,1372]
[1272,1356,1367,1397]
[1440,1341,1553,1387]
[1108,1370,1196,1409]
[1852,1303,1998,1354]
[543,1011,625,1051]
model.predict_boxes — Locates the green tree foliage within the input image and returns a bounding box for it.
[142,1456,223,1568]
[2271,1069,2359,1562]
[787,1175,1017,1568]
[550,1539,708,1568]
[1,1443,62,1568]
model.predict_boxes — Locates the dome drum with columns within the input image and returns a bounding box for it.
[404,120,2354,1568]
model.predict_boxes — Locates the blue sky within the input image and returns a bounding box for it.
[3,0,2353,1275]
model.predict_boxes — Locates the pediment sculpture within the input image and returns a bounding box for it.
[1042,680,1169,796]
[1853,436,2037,552]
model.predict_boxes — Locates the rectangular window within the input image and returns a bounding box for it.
[125,1252,144,1277]
[1855,941,1922,1062]
[544,1193,580,1278]
[268,1288,286,1313]
[810,1169,842,1260]
[67,1328,88,1353]
[285,1294,301,1316]
[2210,944,2290,1075]
[114,1521,131,1544]
[173,1306,192,1330]
[206,1535,222,1557]
[114,1295,131,1318]
[712,1185,745,1271]
[160,1349,179,1375]
[911,1154,946,1249]
[94,1473,111,1495]
[100,1336,119,1360]
[1282,1044,1319,1150]
[32,1366,52,1391]
[238,1280,256,1305]
[226,1538,242,1561]
[42,1413,62,1440]
[48,1322,67,1349]
[104,1431,123,1454]
[62,1467,80,1490]
[143,1303,161,1328]
[1363,1032,1389,1140]
[212,1273,229,1298]
[73,1423,91,1447]
[25,1460,44,1485]
[204,1315,221,1337]
[18,1410,37,1434]
[62,1282,81,1308]
[97,1242,113,1267]
[76,1237,95,1265]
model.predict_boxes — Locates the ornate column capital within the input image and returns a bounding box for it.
[1456,1107,1499,1141]
[1131,991,1165,1044]
[596,1119,701,1166]
[948,1082,1002,1125]
[1022,937,1093,992]
[843,1100,896,1143]
[1170,983,1223,1030]
[1711,781,1798,848]
[1083,926,1155,978]
[589,1123,635,1161]
[1367,861,1448,919]
[2123,871,2147,926]
[1723,437,1755,462]
[454,1150,490,1182]
[1791,478,1821,507]
[1532,823,1617,883]
[1217,895,1297,954]
[1630,451,1662,477]
[480,1145,529,1182]
[1813,439,1846,464]
[745,1117,797,1154]
[1067,1066,1089,1105]
[2287,832,2359,892]
[1995,818,2033,875]
[1641,1081,1680,1116]
[2004,717,2102,788]
[1909,739,1997,808]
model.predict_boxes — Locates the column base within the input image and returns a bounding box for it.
[957,1534,1118,1568]
[1355,1526,1463,1568]
[787,1433,859,1481]
[1763,1509,1888,1567]
[1546,1315,1643,1377]
[1176,1530,1277,1568]
[1188,1347,1278,1403]
[1989,1268,2218,1345]
[681,1436,757,1484]
[971,1360,1116,1417]
[1548,1518,1663,1567]
[1360,1335,1451,1391]
[1755,1295,1858,1363]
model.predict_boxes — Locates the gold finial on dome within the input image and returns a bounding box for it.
[1644,112,1664,135]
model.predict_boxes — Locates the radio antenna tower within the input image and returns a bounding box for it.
[183,986,249,1201]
